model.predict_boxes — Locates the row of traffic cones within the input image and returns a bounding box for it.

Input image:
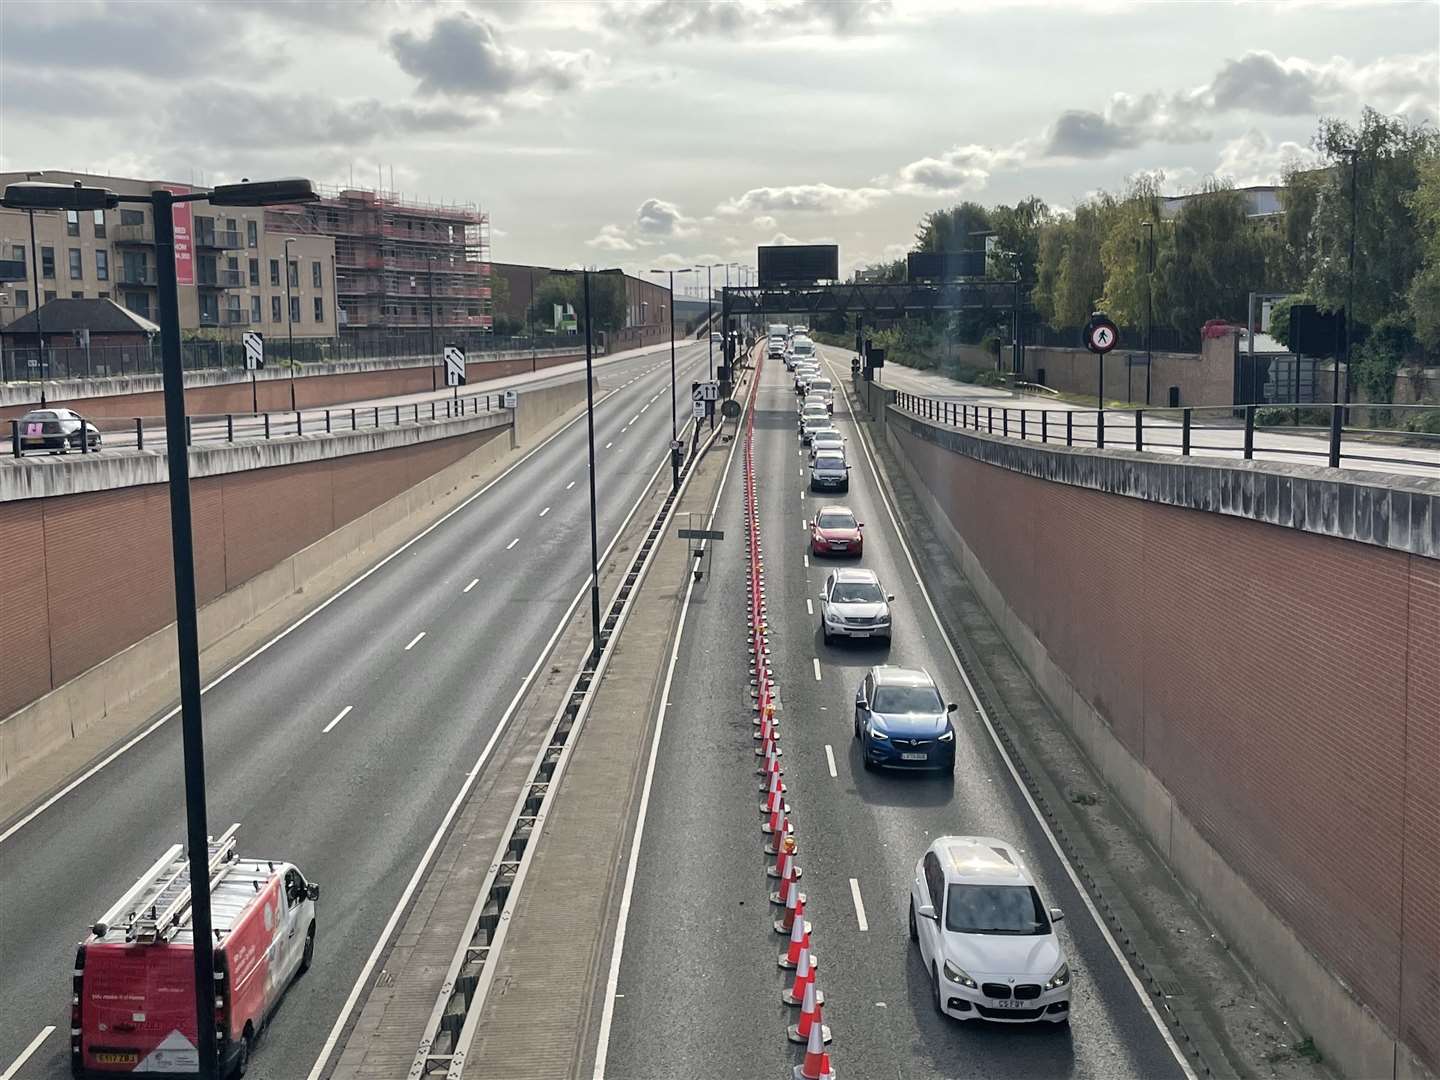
[741,349,835,1080]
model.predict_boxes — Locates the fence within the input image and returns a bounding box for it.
[891,389,1440,473]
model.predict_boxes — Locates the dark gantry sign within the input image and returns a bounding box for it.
[758,244,839,286]
[906,251,986,281]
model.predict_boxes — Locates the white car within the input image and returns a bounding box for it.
[808,431,845,461]
[819,568,892,643]
[910,836,1072,1025]
[799,408,831,443]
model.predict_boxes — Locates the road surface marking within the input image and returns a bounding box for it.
[813,658,822,681]
[506,538,519,550]
[641,403,649,413]
[540,506,551,517]
[566,480,576,490]
[631,414,639,424]
[806,598,814,615]
[404,631,426,651]
[824,744,837,778]
[803,555,809,568]
[802,519,808,530]
[464,578,479,592]
[322,706,354,734]
[849,878,870,931]
[1,1028,54,1080]
[605,441,613,449]
[622,425,629,433]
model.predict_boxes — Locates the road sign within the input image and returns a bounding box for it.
[1084,315,1118,354]
[677,528,725,540]
[503,389,518,409]
[721,399,741,419]
[444,345,466,387]
[243,331,264,371]
[693,398,706,419]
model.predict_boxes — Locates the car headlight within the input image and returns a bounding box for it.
[937,729,954,742]
[1044,963,1070,990]
[867,725,888,741]
[943,960,978,989]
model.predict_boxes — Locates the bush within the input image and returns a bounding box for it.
[1404,408,1440,434]
[974,370,1006,387]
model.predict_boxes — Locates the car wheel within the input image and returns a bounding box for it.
[861,747,875,771]
[933,964,946,1017]
[822,625,831,645]
[908,900,918,943]
[299,922,315,974]
[232,1029,252,1078]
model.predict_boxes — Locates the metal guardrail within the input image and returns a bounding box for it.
[892,390,1440,472]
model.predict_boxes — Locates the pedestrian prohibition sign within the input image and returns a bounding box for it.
[1083,315,1119,355]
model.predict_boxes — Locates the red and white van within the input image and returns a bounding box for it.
[71,825,319,1078]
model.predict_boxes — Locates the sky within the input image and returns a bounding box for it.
[2,0,1436,289]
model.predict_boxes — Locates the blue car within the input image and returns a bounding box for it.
[854,665,958,774]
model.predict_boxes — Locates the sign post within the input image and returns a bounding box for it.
[1083,312,1119,448]
[242,331,264,414]
[444,345,466,400]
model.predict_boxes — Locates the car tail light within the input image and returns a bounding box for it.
[71,945,86,1055]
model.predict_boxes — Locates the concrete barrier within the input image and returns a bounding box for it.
[0,374,590,792]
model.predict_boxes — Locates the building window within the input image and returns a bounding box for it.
[272,295,282,322]
[41,246,55,279]
[44,289,57,303]
[199,293,219,323]
[247,220,258,248]
[248,258,259,285]
[120,208,144,226]
[125,293,150,319]
[93,209,107,238]
[289,296,301,322]
[10,244,23,268]
[98,290,110,300]
[66,210,79,236]
[14,288,29,309]
[287,260,298,288]
[251,294,262,323]
[312,261,323,288]
[95,251,109,281]
[225,217,237,235]
[313,296,324,322]
[71,290,85,299]
[226,255,239,279]
[269,259,280,286]
[69,248,83,279]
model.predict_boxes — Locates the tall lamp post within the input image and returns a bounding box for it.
[649,267,695,491]
[3,177,318,1080]
[283,236,298,409]
[1141,220,1154,405]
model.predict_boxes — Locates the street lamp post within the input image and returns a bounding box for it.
[1141,221,1154,405]
[3,177,318,1080]
[649,267,695,491]
[428,256,438,391]
[284,236,297,409]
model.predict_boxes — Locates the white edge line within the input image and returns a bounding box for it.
[806,598,813,615]
[539,506,551,517]
[306,397,688,1080]
[566,481,576,490]
[464,578,479,593]
[812,657,822,681]
[0,383,617,847]
[834,352,1198,1080]
[591,370,749,1080]
[849,877,869,932]
[0,1026,55,1080]
[824,744,837,778]
[404,631,426,651]
[322,706,354,734]
[506,538,519,550]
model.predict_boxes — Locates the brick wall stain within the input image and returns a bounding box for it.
[891,421,1438,1073]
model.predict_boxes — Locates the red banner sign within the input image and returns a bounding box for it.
[160,185,194,286]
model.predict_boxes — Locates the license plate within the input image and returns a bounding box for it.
[96,1052,138,1064]
[847,629,870,637]
[901,752,928,761]
[830,543,847,550]
[986,998,1030,1008]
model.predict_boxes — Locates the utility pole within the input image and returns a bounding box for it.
[284,236,297,409]
[1142,220,1154,405]
[582,270,602,661]
[428,256,438,392]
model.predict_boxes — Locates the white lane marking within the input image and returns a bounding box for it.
[592,371,749,1080]
[800,490,805,500]
[801,519,808,530]
[404,631,426,651]
[464,578,479,592]
[813,658,822,681]
[838,374,1198,1080]
[605,441,614,449]
[803,555,809,568]
[1,1027,54,1080]
[825,744,838,778]
[540,506,551,518]
[566,480,576,491]
[0,381,625,847]
[641,404,650,413]
[506,538,519,550]
[322,706,354,734]
[308,414,684,1080]
[849,878,870,932]
[622,425,629,433]
[806,599,814,615]
[631,414,639,424]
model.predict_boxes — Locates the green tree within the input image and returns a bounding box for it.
[1152,181,1268,334]
[1098,173,1166,327]
[1406,154,1440,351]
[989,196,1052,285]
[1031,216,1072,326]
[1050,199,1110,326]
[914,202,992,255]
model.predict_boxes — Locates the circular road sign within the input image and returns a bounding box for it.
[721,399,742,419]
[1084,318,1119,354]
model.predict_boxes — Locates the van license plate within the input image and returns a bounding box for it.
[96,1052,138,1064]
[901,752,928,761]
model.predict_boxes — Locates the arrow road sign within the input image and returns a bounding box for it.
[243,331,264,371]
[444,345,466,387]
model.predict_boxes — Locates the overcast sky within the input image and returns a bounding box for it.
[2,0,1436,284]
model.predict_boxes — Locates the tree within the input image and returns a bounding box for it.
[1050,199,1110,326]
[989,196,1052,285]
[1098,173,1166,327]
[1406,154,1440,351]
[1152,181,1268,334]
[914,202,992,254]
[1031,216,1072,326]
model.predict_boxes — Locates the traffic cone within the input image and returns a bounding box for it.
[791,1010,836,1079]
[768,831,798,876]
[778,910,811,969]
[761,771,787,814]
[782,947,824,1007]
[770,852,802,904]
[774,886,805,934]
[765,810,795,854]
[761,802,788,837]
[787,979,831,1044]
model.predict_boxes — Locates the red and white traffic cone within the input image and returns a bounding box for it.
[761,802,789,837]
[768,831,798,875]
[774,885,805,934]
[761,771,787,814]
[791,1009,836,1080]
[787,979,832,1044]
[765,809,795,855]
[782,946,824,1007]
[778,909,811,969]
[770,851,802,904]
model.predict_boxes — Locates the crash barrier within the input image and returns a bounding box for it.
[743,351,838,1080]
[892,391,1440,473]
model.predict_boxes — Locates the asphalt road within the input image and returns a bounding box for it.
[0,341,711,1080]
[601,350,1188,1079]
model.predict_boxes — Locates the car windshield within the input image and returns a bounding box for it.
[812,433,841,445]
[945,884,1051,936]
[804,409,828,420]
[817,511,856,530]
[24,411,58,420]
[871,684,943,713]
[810,380,832,390]
[814,454,845,470]
[832,580,884,603]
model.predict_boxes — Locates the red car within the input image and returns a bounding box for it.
[811,505,864,557]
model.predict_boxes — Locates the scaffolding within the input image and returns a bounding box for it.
[267,185,492,334]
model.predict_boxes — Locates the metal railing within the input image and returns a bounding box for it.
[113,264,158,286]
[195,229,243,249]
[9,389,510,458]
[891,389,1440,473]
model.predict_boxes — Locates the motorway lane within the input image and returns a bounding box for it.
[603,353,1187,1079]
[0,342,709,1080]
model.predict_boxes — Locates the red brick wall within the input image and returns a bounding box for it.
[0,426,505,721]
[892,422,1439,1072]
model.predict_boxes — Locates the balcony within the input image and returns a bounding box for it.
[195,229,243,250]
[114,264,157,287]
[196,268,244,289]
[220,310,252,326]
[112,223,155,245]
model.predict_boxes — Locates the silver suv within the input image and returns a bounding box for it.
[820,568,893,644]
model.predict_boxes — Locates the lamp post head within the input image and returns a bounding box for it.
[2,181,118,211]
[209,177,317,207]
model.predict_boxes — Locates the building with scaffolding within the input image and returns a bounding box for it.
[266,185,491,342]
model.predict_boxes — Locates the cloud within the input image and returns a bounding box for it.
[890,143,1026,196]
[390,11,590,98]
[604,0,889,42]
[587,224,638,251]
[766,232,836,246]
[1214,129,1322,187]
[721,183,889,215]
[1044,91,1210,158]
[635,197,696,238]
[751,215,777,231]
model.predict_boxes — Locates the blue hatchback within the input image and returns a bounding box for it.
[854,666,958,774]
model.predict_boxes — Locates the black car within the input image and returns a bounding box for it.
[14,408,101,453]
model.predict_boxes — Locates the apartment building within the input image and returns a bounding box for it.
[0,170,337,338]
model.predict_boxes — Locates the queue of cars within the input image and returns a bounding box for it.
[787,343,1075,1026]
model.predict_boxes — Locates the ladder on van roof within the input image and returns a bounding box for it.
[121,824,242,943]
